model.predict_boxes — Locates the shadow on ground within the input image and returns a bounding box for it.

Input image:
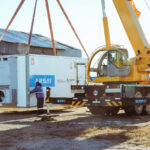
[0,109,71,122]
[0,107,150,150]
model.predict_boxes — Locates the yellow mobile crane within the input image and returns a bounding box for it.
[71,0,150,116]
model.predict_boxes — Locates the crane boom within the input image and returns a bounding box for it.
[113,0,150,56]
[101,0,111,46]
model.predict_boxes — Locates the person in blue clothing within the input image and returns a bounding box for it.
[30,81,44,114]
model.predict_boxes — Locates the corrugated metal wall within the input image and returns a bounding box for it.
[0,29,82,57]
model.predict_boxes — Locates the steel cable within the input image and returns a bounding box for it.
[144,0,150,11]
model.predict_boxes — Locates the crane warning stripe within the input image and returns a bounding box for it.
[72,101,76,105]
[118,101,122,106]
[76,101,81,106]
[72,100,122,107]
[106,101,122,106]
[106,102,112,106]
[72,101,87,107]
[80,101,87,107]
[112,101,118,107]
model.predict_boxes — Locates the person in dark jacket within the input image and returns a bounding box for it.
[0,91,5,106]
[30,82,44,114]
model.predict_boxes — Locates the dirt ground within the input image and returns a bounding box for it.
[0,105,150,150]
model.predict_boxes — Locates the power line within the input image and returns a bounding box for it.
[144,0,150,11]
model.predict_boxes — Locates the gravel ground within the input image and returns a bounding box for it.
[0,105,150,150]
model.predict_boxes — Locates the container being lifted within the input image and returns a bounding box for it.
[0,54,86,107]
[0,0,88,107]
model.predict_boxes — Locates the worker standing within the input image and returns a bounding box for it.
[0,91,5,106]
[46,87,51,114]
[30,81,44,114]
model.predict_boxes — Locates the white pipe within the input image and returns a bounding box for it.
[46,103,50,114]
[101,0,106,18]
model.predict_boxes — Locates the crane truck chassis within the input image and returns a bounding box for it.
[71,84,150,115]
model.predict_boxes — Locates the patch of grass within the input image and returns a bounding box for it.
[2,110,38,115]
[3,110,19,113]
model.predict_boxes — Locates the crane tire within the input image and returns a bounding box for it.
[134,105,144,115]
[144,104,150,115]
[133,91,143,115]
[142,94,150,115]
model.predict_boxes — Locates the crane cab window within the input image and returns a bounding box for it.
[108,50,127,69]
[89,50,107,78]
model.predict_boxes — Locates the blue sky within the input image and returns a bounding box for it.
[0,0,150,58]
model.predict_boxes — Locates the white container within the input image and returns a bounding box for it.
[0,54,87,107]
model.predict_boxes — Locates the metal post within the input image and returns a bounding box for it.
[0,0,25,42]
[56,0,89,58]
[25,54,30,108]
[47,103,50,114]
[45,0,57,56]
[26,0,38,107]
[28,0,38,47]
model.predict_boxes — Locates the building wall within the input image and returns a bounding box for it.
[0,42,82,57]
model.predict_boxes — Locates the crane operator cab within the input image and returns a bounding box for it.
[89,47,130,80]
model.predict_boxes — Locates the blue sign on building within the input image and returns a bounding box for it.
[30,75,55,87]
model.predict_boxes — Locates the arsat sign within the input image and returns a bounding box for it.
[30,75,55,87]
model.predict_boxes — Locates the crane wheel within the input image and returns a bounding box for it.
[145,105,150,115]
[125,105,143,115]
[124,91,143,115]
[143,94,150,115]
[134,105,144,115]
[133,91,143,115]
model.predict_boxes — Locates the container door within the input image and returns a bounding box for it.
[76,63,86,85]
